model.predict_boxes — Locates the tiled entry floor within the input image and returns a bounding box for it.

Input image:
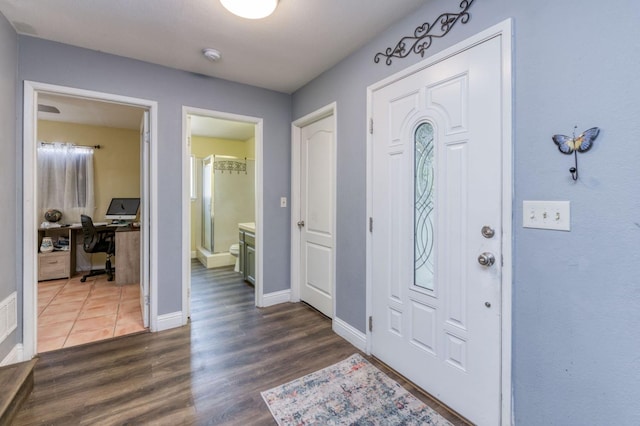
[37,275,146,352]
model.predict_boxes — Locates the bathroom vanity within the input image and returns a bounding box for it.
[238,222,255,285]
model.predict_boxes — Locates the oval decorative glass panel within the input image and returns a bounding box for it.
[414,122,435,290]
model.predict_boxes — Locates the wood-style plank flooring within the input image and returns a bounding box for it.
[14,261,467,425]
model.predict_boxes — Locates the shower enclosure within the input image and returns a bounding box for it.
[201,155,255,254]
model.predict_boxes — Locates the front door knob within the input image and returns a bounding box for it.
[477,252,495,267]
[481,226,495,239]
[297,220,305,228]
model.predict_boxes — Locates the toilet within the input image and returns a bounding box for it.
[229,243,240,272]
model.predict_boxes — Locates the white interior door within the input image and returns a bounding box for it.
[370,36,503,425]
[299,115,335,318]
[140,110,150,328]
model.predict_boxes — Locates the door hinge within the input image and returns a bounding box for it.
[369,118,373,134]
[369,316,373,332]
[144,295,150,306]
[369,217,373,232]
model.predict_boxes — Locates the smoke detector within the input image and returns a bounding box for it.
[202,48,222,62]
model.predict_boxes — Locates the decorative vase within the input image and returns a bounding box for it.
[44,209,63,222]
[40,237,54,253]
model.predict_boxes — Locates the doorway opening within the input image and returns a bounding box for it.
[23,81,159,359]
[182,107,263,320]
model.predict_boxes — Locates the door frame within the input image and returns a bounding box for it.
[290,102,337,316]
[181,106,264,318]
[365,19,513,425]
[22,81,159,359]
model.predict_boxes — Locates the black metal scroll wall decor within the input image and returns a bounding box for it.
[374,0,475,65]
[552,126,600,181]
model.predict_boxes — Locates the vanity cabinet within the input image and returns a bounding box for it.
[238,229,255,285]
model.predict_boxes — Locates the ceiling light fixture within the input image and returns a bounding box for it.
[220,0,278,19]
[202,48,222,62]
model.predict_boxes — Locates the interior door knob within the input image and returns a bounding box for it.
[477,252,495,267]
[297,220,305,228]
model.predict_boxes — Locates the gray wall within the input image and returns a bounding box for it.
[0,12,18,362]
[17,36,292,317]
[293,0,640,424]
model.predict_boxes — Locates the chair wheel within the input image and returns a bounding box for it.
[107,275,114,282]
[80,277,86,282]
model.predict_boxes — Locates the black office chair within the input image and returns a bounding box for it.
[80,214,116,282]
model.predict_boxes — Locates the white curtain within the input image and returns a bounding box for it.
[37,142,95,224]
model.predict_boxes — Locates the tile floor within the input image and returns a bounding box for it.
[37,274,146,352]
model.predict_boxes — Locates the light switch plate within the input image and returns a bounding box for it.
[523,200,570,231]
[280,197,287,208]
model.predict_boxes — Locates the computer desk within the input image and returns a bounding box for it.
[38,223,140,284]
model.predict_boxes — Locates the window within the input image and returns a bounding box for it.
[190,155,197,200]
[37,142,95,223]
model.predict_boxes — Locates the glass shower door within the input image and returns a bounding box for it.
[202,155,214,252]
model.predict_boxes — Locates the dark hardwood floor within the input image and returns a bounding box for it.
[14,261,467,425]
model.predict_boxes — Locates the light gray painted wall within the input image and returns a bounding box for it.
[17,36,292,318]
[0,12,18,362]
[293,0,640,424]
[512,1,640,424]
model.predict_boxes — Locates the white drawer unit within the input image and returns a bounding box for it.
[38,251,71,281]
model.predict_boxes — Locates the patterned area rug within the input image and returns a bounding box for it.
[261,354,452,426]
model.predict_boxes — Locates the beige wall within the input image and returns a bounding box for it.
[191,135,252,159]
[190,136,253,253]
[38,120,141,222]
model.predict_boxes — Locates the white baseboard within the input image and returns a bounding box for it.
[262,289,291,307]
[157,311,184,332]
[333,317,367,352]
[1,343,24,366]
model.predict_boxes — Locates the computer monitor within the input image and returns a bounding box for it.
[105,198,140,221]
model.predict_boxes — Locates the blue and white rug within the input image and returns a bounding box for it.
[261,353,452,426]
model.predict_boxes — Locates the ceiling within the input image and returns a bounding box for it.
[0,0,427,94]
[38,93,145,130]
[38,93,255,140]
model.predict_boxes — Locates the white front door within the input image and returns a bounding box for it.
[370,36,503,425]
[299,115,335,317]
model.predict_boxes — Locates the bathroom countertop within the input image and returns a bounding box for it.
[238,222,255,233]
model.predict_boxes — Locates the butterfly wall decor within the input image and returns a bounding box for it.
[552,126,600,181]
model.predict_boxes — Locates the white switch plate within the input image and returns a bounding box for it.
[523,200,570,231]
[280,197,287,208]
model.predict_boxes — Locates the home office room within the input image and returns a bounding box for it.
[35,93,147,352]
